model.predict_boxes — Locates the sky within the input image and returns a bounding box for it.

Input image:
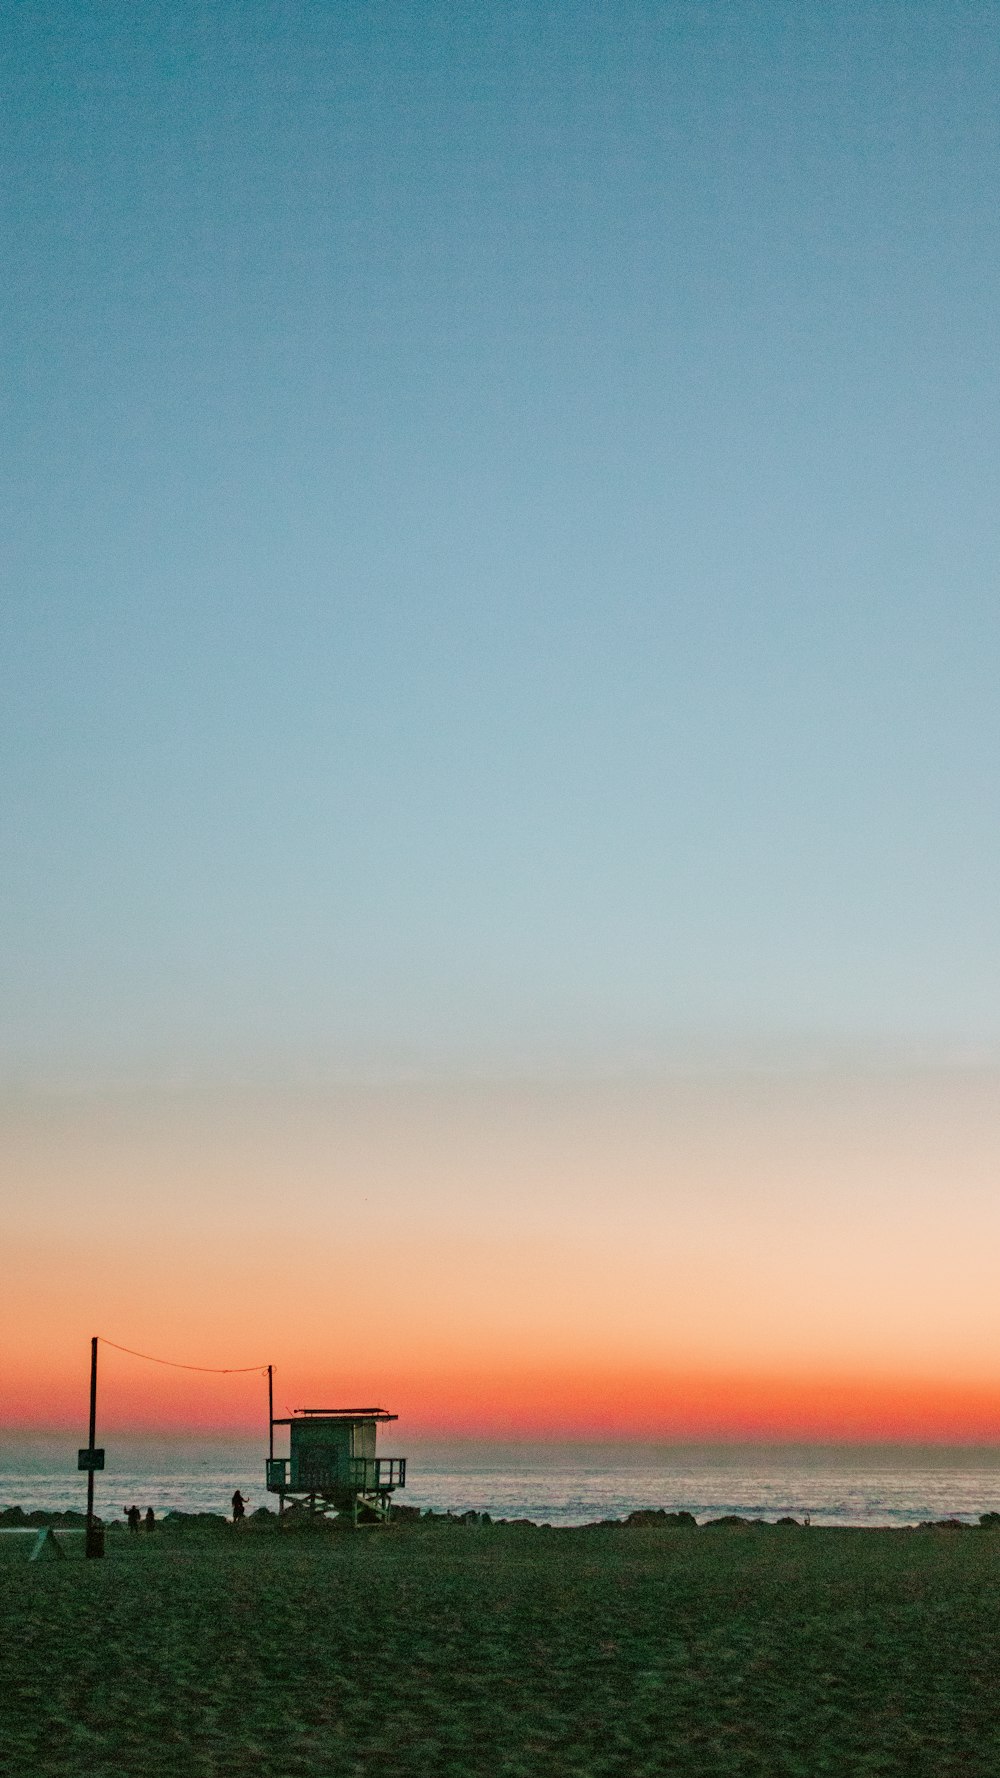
[3,1,1000,1440]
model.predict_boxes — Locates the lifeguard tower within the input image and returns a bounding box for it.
[266,1408,406,1525]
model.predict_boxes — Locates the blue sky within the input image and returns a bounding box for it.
[4,0,1000,1078]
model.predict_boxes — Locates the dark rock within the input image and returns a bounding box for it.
[279,1509,348,1532]
[980,1512,1000,1528]
[161,1511,228,1528]
[702,1515,750,1528]
[624,1509,697,1529]
[775,1516,800,1527]
[0,1506,27,1526]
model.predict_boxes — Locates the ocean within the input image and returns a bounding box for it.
[4,1439,1000,1528]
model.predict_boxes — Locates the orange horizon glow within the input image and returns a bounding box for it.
[7,1063,1000,1450]
[8,1353,1000,1445]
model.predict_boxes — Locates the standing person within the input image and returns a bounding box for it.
[231,1490,247,1525]
[126,1505,141,1534]
[144,1507,155,1532]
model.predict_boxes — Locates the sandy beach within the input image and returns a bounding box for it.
[4,1514,1000,1775]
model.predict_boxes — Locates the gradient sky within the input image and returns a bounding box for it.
[4,2,1000,1438]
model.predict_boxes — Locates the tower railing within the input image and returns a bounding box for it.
[266,1456,406,1492]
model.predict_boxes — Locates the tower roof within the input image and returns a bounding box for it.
[271,1406,398,1425]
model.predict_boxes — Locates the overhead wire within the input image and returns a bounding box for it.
[97,1336,269,1374]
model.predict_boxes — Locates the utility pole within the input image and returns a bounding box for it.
[80,1336,105,1558]
[268,1364,274,1459]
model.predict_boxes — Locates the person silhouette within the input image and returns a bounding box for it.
[126,1505,141,1534]
[231,1490,247,1524]
[144,1507,155,1532]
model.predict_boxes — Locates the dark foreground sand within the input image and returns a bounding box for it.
[3,1516,1000,1776]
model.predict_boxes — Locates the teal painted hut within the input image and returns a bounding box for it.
[267,1408,406,1524]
